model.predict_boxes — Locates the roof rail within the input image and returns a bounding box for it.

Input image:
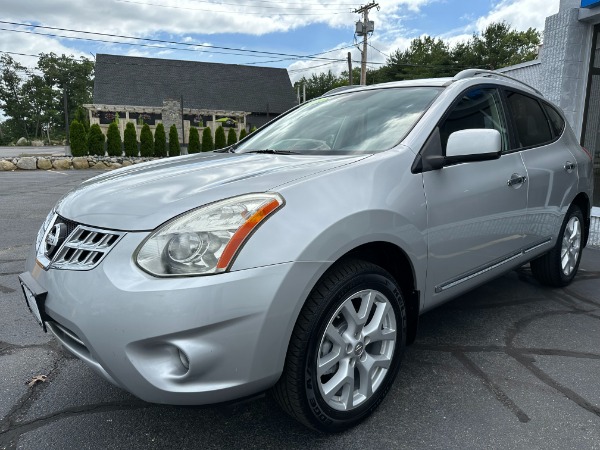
[322,85,358,96]
[452,69,543,96]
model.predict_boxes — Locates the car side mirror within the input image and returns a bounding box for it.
[445,129,501,164]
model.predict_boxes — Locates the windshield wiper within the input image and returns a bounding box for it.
[214,144,237,153]
[244,149,299,155]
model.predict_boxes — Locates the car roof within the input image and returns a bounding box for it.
[322,69,542,98]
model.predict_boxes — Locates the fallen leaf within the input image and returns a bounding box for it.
[27,375,48,387]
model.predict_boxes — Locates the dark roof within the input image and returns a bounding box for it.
[93,54,297,114]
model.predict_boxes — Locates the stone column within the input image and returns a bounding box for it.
[161,99,183,142]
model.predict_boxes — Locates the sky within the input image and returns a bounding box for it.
[1,0,562,84]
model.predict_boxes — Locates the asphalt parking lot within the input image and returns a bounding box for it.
[1,170,599,450]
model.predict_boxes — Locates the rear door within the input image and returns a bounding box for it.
[504,91,579,255]
[423,87,528,309]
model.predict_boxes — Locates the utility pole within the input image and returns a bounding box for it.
[347,52,353,86]
[63,88,71,156]
[354,2,379,85]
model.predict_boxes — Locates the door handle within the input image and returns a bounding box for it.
[564,161,576,172]
[507,173,527,187]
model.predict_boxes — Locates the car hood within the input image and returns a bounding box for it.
[55,152,368,230]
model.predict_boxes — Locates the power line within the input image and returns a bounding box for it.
[287,61,343,73]
[0,21,352,63]
[245,44,356,65]
[115,0,354,15]
[367,42,388,58]
[189,0,359,5]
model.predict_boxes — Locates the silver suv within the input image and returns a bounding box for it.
[20,70,593,431]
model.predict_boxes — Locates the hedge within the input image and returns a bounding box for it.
[139,124,154,157]
[201,127,213,152]
[154,123,166,157]
[188,127,200,154]
[69,120,87,157]
[169,124,180,157]
[214,126,226,150]
[87,124,105,156]
[106,122,122,157]
[123,122,138,157]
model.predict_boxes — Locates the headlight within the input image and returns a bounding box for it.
[135,193,284,277]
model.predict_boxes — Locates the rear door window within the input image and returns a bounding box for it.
[542,103,566,138]
[505,91,553,148]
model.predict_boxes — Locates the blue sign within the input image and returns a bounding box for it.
[582,0,600,8]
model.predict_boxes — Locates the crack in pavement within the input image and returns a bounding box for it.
[0,402,152,450]
[414,270,600,425]
[453,351,531,423]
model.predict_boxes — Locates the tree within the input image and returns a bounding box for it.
[201,127,213,152]
[106,121,122,156]
[74,106,89,133]
[227,128,237,146]
[154,123,167,157]
[214,126,226,150]
[139,124,154,157]
[69,119,87,157]
[123,122,138,157]
[239,128,247,140]
[293,70,346,101]
[188,126,200,153]
[0,52,94,143]
[169,124,180,156]
[87,124,105,156]
[458,22,541,70]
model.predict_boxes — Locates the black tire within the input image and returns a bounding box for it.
[272,259,406,432]
[531,204,585,287]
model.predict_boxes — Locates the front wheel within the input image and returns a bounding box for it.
[272,259,406,432]
[531,204,584,287]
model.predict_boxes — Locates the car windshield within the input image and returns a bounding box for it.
[236,87,442,155]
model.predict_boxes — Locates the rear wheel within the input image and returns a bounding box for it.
[272,259,406,432]
[531,205,584,287]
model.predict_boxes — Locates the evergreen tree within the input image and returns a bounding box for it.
[87,124,105,156]
[106,121,122,157]
[154,123,166,157]
[73,107,89,133]
[139,123,153,157]
[227,127,237,146]
[123,122,138,157]
[214,126,226,150]
[169,124,180,157]
[201,127,213,152]
[188,126,200,154]
[239,128,247,140]
[69,119,87,157]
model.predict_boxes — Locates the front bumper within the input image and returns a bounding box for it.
[24,232,325,405]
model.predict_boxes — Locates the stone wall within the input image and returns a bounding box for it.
[0,156,157,171]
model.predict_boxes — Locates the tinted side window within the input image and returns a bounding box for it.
[439,88,508,153]
[543,103,566,137]
[506,91,552,148]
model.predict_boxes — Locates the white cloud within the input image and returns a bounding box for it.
[475,0,560,32]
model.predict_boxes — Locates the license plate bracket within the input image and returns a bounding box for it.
[18,272,48,332]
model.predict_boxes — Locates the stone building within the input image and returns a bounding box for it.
[85,54,298,145]
[499,0,600,206]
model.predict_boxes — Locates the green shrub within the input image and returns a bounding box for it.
[87,124,105,156]
[239,128,247,140]
[227,128,237,146]
[69,119,87,157]
[74,107,89,133]
[169,124,180,157]
[123,122,138,157]
[201,127,213,152]
[188,127,200,154]
[214,126,226,150]
[106,121,122,157]
[139,124,153,157]
[250,126,257,133]
[154,123,166,157]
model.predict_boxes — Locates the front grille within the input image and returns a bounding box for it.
[37,214,125,271]
[52,225,123,270]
